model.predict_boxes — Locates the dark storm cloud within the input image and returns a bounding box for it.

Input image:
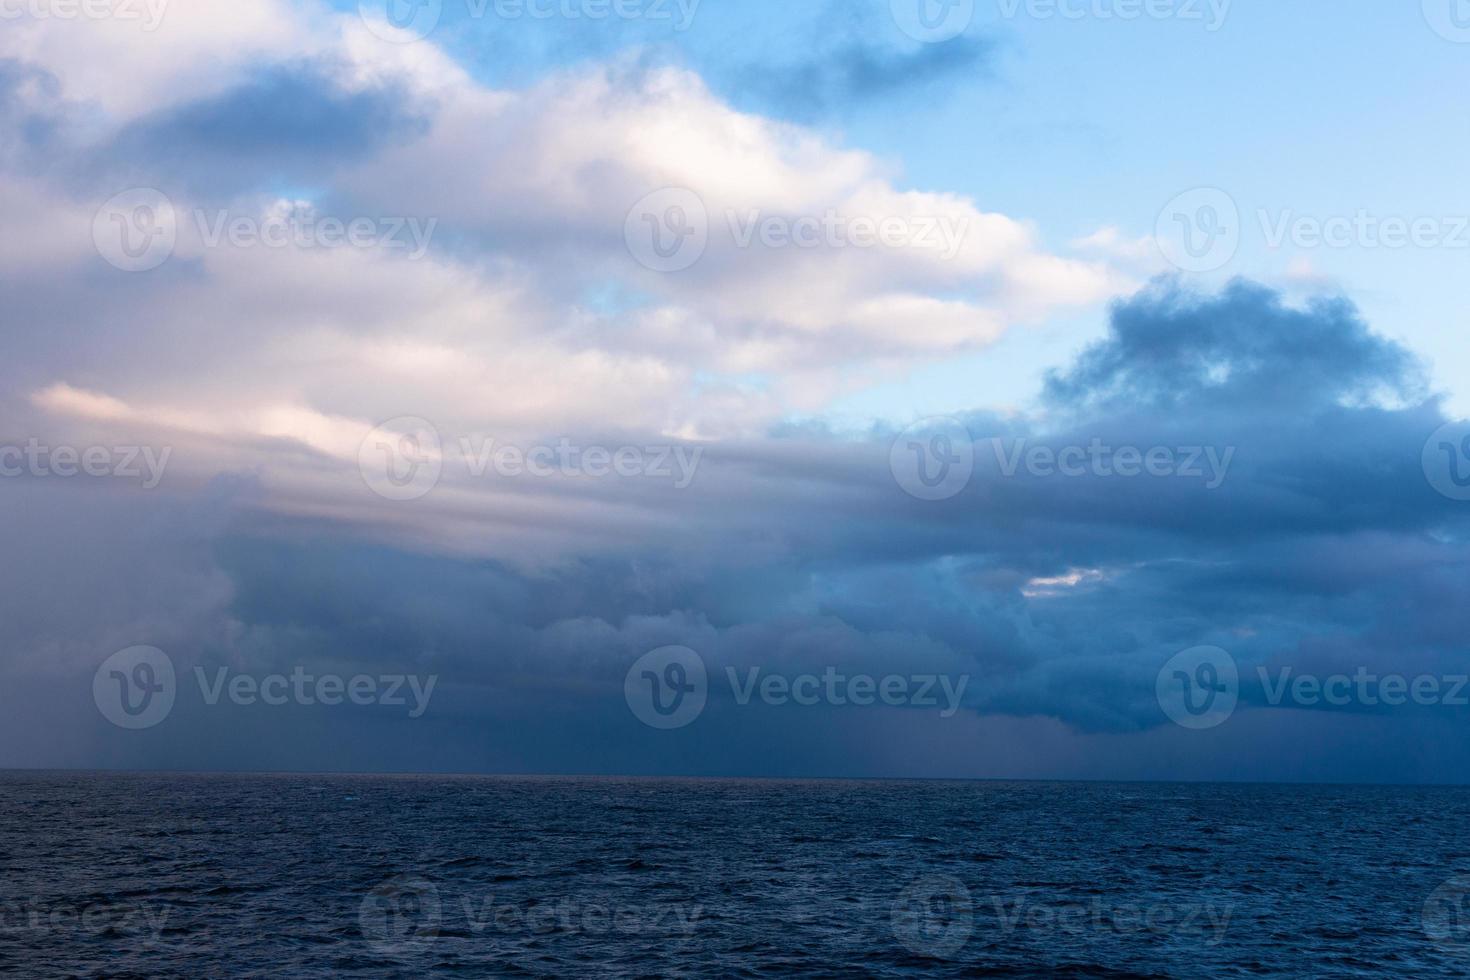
[194,283,1461,732]
[7,278,1468,779]
[1044,279,1426,413]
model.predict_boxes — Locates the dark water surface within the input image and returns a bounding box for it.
[3,773,1470,977]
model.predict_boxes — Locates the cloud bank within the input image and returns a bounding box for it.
[1,0,1466,782]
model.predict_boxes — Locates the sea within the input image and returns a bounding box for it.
[2,773,1469,977]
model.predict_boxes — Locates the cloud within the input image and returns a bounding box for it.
[736,34,998,121]
[6,275,1468,778]
[2,7,1126,479]
[103,62,432,195]
[0,0,308,119]
[3,2,1466,780]
[1044,279,1427,414]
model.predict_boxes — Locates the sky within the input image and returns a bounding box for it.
[3,0,1469,782]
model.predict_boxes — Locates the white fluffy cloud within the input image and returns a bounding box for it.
[3,0,1134,556]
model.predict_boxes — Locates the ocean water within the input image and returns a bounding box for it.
[3,774,1470,977]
